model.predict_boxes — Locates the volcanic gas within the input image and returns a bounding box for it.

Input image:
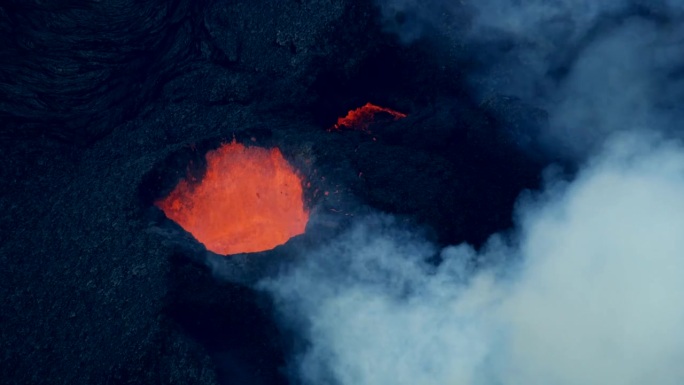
[155,141,309,255]
[331,102,407,133]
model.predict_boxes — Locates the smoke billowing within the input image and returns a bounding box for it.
[261,133,684,384]
[253,1,684,384]
[379,0,684,159]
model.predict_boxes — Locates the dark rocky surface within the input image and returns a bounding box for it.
[0,1,544,384]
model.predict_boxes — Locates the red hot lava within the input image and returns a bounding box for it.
[331,102,407,133]
[155,141,309,255]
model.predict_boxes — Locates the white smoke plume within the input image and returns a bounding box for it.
[260,132,684,385]
[255,2,684,384]
[377,0,684,159]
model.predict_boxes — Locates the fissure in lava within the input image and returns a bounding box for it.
[330,102,407,133]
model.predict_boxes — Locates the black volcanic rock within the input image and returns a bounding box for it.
[0,0,200,144]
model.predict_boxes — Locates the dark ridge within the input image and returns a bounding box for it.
[0,0,202,145]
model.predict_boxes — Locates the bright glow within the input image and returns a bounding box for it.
[331,103,407,133]
[156,141,309,255]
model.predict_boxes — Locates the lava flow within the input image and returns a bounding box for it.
[155,141,309,255]
[331,102,407,133]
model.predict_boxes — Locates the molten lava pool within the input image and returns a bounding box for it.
[156,141,309,255]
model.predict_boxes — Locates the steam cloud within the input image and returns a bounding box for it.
[261,133,684,384]
[256,1,684,384]
[378,0,684,159]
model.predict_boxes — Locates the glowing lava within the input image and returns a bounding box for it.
[331,102,407,133]
[155,141,309,255]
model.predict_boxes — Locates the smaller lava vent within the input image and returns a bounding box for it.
[330,102,407,133]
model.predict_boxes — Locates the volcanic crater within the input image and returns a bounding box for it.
[2,1,545,384]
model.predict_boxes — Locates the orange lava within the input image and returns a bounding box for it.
[155,141,309,255]
[331,103,407,132]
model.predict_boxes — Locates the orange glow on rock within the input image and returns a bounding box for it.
[331,103,407,133]
[155,141,309,255]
